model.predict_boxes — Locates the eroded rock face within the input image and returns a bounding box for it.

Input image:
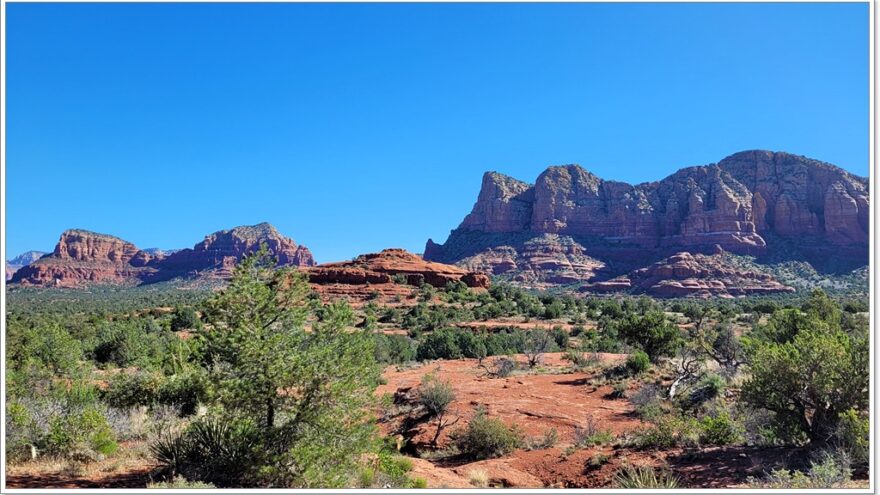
[582,251,794,298]
[426,150,868,282]
[307,248,489,302]
[11,223,316,287]
[455,234,607,287]
[159,222,315,279]
[6,251,47,281]
[12,230,158,287]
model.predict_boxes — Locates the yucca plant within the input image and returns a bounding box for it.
[612,464,680,489]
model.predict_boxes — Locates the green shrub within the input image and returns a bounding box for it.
[749,453,852,489]
[374,334,417,364]
[836,408,869,467]
[416,329,462,361]
[171,307,202,331]
[616,311,682,362]
[452,409,524,460]
[625,351,650,374]
[698,410,742,446]
[45,406,118,458]
[630,415,699,449]
[551,327,569,349]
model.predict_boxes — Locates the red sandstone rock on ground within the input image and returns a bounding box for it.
[582,251,794,298]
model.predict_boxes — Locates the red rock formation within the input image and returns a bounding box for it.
[425,150,868,284]
[159,223,315,279]
[11,223,316,287]
[307,248,489,302]
[455,234,607,287]
[12,230,158,287]
[582,252,794,298]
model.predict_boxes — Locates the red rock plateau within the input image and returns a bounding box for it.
[582,251,794,298]
[425,150,869,289]
[307,248,489,302]
[10,223,315,288]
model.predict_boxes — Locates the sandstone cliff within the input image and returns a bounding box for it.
[425,150,868,288]
[11,223,316,287]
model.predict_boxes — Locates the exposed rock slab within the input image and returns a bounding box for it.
[307,248,489,301]
[582,251,794,298]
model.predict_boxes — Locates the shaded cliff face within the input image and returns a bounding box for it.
[425,151,869,280]
[11,223,316,287]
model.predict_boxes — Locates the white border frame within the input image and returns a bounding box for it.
[0,1,874,493]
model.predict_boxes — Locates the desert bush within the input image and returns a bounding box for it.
[485,357,516,378]
[419,375,459,446]
[416,329,462,361]
[629,384,664,420]
[551,327,569,349]
[616,311,682,362]
[374,334,417,364]
[44,406,118,459]
[630,414,699,449]
[835,408,869,467]
[573,416,615,447]
[742,314,868,443]
[452,409,524,460]
[748,452,852,489]
[171,306,202,331]
[526,428,558,450]
[698,410,742,446]
[613,464,679,488]
[625,350,650,374]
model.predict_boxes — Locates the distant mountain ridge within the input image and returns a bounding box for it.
[425,150,869,295]
[10,223,315,287]
[5,251,48,281]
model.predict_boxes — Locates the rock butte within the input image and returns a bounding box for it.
[425,150,868,294]
[307,248,489,302]
[10,223,315,288]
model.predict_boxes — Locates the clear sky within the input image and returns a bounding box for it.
[6,2,869,262]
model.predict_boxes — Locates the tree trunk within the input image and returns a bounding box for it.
[266,398,275,430]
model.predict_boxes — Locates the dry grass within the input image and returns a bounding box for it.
[6,440,153,481]
[468,468,489,488]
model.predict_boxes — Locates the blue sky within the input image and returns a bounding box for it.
[6,3,869,262]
